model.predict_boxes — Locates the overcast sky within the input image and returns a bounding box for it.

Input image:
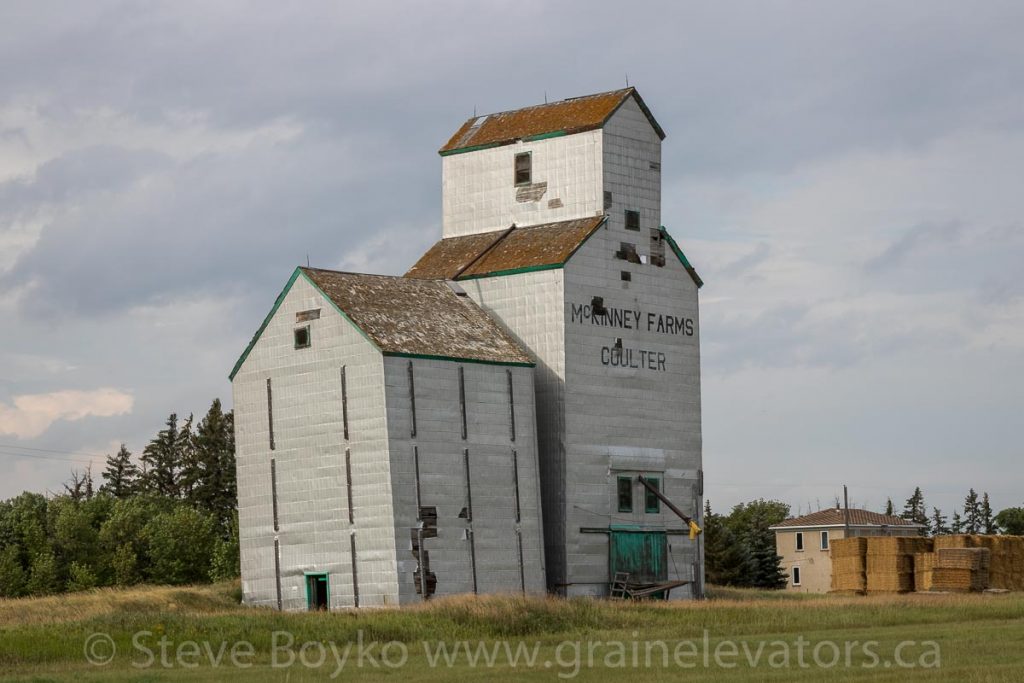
[1,1,1022,518]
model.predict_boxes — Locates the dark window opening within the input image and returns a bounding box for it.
[792,566,802,586]
[591,296,607,317]
[294,326,311,349]
[615,242,641,264]
[625,210,640,231]
[617,476,633,513]
[644,477,661,513]
[514,152,531,186]
[296,308,320,322]
[621,271,631,282]
[795,532,804,551]
[820,531,830,550]
[604,191,613,210]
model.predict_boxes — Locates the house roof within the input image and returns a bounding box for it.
[439,88,665,155]
[769,508,926,530]
[406,216,607,281]
[229,267,534,379]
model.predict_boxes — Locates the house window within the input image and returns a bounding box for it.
[795,532,804,552]
[617,476,633,513]
[294,326,311,349]
[820,531,829,550]
[792,566,801,586]
[644,477,661,513]
[625,210,640,231]
[514,152,531,186]
[621,271,631,282]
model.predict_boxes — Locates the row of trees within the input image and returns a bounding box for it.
[703,499,789,589]
[0,399,238,598]
[886,487,1021,536]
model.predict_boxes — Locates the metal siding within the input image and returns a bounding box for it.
[442,130,604,237]
[383,357,547,600]
[233,276,399,610]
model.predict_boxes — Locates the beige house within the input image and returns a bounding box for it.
[770,509,924,593]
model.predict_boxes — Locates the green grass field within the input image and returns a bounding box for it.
[1,582,1022,681]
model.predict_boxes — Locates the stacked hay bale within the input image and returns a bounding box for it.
[865,537,933,594]
[830,537,868,593]
[932,535,1024,591]
[914,552,935,591]
[931,548,990,592]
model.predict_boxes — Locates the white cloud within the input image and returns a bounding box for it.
[0,388,134,439]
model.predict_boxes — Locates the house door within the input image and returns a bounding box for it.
[609,528,668,584]
[306,573,329,611]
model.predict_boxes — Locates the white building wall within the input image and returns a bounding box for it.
[562,222,703,599]
[382,357,546,601]
[459,270,568,590]
[233,274,399,610]
[602,97,662,237]
[441,129,604,238]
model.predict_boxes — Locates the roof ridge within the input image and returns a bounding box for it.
[471,88,633,120]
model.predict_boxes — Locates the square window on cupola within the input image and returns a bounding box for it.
[514,152,532,186]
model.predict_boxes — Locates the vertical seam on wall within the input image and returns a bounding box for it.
[340,366,349,441]
[458,366,468,440]
[408,361,417,438]
[271,458,279,532]
[349,534,359,608]
[273,538,282,611]
[266,378,275,450]
[345,448,354,525]
[464,447,478,594]
[507,369,516,442]
[413,445,422,514]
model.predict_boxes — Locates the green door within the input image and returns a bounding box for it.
[305,573,330,611]
[609,528,668,584]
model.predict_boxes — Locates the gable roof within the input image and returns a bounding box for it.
[440,88,665,155]
[769,508,926,530]
[229,267,534,380]
[406,216,606,281]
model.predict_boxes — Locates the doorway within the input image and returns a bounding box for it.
[305,572,330,611]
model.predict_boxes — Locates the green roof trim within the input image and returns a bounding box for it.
[228,267,303,381]
[438,141,502,157]
[227,267,382,382]
[384,352,535,368]
[457,263,564,281]
[660,227,704,289]
[523,130,568,142]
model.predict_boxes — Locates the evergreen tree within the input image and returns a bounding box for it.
[176,414,198,500]
[901,487,929,534]
[963,489,981,534]
[702,501,752,587]
[980,493,996,534]
[101,444,140,499]
[189,400,237,534]
[744,508,787,589]
[885,498,895,516]
[141,413,182,498]
[931,507,949,536]
[951,509,964,533]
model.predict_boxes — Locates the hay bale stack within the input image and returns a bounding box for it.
[830,537,868,593]
[865,537,932,593]
[932,535,1024,590]
[931,547,990,591]
[914,552,935,592]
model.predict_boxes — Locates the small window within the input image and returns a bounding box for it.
[644,477,661,513]
[296,308,321,322]
[514,152,531,186]
[294,326,311,349]
[625,210,640,231]
[615,242,640,264]
[617,476,633,513]
[604,191,613,210]
[792,566,801,586]
[795,532,804,552]
[820,531,829,550]
[620,271,631,282]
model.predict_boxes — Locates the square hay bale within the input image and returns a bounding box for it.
[831,556,867,592]
[914,552,935,592]
[867,555,914,574]
[932,566,985,592]
[866,536,932,556]
[830,537,868,559]
[933,535,972,550]
[936,548,990,571]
